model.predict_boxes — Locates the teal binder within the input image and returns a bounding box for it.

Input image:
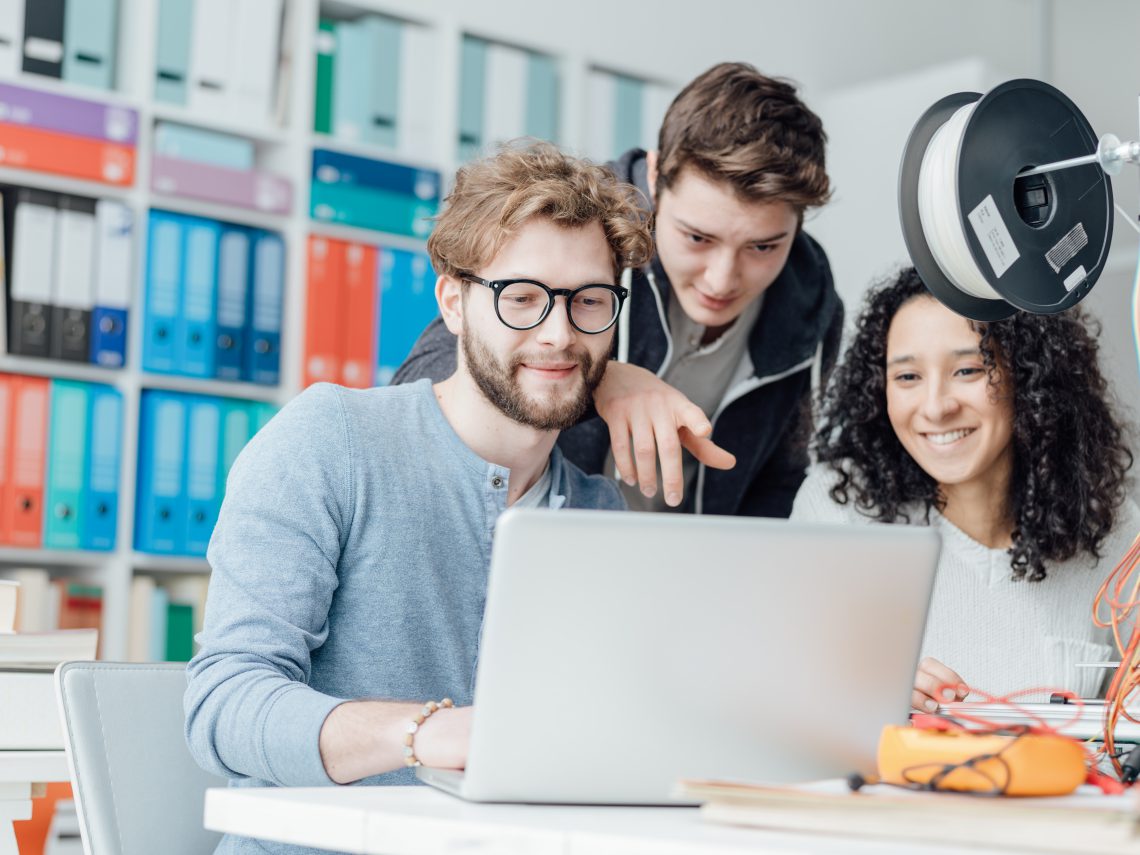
[44,379,90,550]
[457,36,486,161]
[614,75,644,158]
[249,401,277,435]
[525,53,559,142]
[310,181,437,238]
[63,0,118,89]
[331,19,370,141]
[313,18,337,134]
[362,15,401,149]
[155,0,194,104]
[216,398,251,498]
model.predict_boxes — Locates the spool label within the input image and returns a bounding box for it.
[967,195,1020,278]
[1063,265,1087,292]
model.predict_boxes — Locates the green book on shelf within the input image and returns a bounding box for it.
[314,18,337,134]
[165,602,194,662]
[310,181,437,238]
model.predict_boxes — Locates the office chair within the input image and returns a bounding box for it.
[54,661,225,855]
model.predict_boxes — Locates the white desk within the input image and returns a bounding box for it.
[0,751,69,855]
[204,785,1020,854]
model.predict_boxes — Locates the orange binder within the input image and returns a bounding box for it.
[0,374,11,544]
[304,235,346,388]
[340,242,377,388]
[0,121,136,186]
[6,375,49,547]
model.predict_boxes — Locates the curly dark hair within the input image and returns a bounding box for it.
[814,267,1133,581]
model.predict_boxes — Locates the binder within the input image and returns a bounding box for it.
[155,0,194,105]
[127,575,156,661]
[245,230,284,385]
[397,22,436,156]
[641,83,675,152]
[176,217,220,378]
[21,0,65,79]
[361,14,401,149]
[0,81,138,143]
[0,122,136,185]
[310,181,436,238]
[228,0,282,125]
[90,199,133,368]
[331,19,369,142]
[151,155,293,215]
[183,395,221,556]
[376,248,439,385]
[62,0,117,90]
[217,398,251,496]
[142,211,183,373]
[7,188,58,358]
[214,226,249,381]
[135,390,187,555]
[149,585,169,660]
[44,379,89,550]
[525,53,559,142]
[5,376,48,546]
[248,401,276,435]
[0,0,24,77]
[457,36,486,161]
[303,236,344,387]
[341,242,377,388]
[586,70,616,163]
[165,601,193,661]
[312,148,440,202]
[614,74,644,156]
[0,375,10,544]
[313,18,336,135]
[81,384,122,551]
[154,122,255,171]
[50,194,97,363]
[187,0,234,116]
[482,42,528,150]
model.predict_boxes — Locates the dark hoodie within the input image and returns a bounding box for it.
[391,148,844,517]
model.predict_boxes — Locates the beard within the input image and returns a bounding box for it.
[461,328,608,431]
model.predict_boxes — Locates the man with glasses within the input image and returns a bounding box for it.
[185,142,653,855]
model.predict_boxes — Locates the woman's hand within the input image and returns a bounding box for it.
[595,362,736,507]
[912,657,969,712]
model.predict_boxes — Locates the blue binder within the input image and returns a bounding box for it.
[248,401,277,436]
[184,395,221,556]
[80,384,123,551]
[215,226,250,381]
[312,148,440,202]
[331,19,370,141]
[90,200,133,368]
[376,248,439,385]
[525,53,559,142]
[458,36,486,161]
[217,398,251,498]
[135,390,187,555]
[44,380,90,550]
[143,212,184,374]
[361,15,401,149]
[177,217,220,378]
[245,230,284,385]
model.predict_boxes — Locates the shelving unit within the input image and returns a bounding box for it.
[0,0,679,661]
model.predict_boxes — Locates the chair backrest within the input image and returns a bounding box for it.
[55,661,226,855]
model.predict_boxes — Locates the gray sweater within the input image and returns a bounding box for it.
[184,380,624,855]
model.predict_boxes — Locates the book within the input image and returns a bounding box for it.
[0,568,52,631]
[0,627,97,668]
[0,670,62,748]
[0,579,15,632]
[677,778,1140,854]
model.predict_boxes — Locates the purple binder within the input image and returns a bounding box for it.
[151,155,294,215]
[0,82,138,144]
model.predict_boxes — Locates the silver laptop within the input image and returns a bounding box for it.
[418,508,940,804]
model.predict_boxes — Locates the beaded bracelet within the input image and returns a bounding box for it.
[403,698,454,767]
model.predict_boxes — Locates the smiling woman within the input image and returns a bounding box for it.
[791,266,1139,705]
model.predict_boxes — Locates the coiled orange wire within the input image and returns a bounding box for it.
[1092,532,1140,775]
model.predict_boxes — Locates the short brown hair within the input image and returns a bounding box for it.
[428,140,653,280]
[656,63,831,212]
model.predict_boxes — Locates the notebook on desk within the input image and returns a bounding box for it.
[417,508,941,804]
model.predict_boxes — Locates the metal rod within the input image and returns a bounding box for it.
[1019,153,1099,177]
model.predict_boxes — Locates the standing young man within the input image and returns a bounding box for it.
[185,142,652,855]
[395,63,843,517]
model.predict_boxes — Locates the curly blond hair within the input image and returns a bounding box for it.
[428,140,653,280]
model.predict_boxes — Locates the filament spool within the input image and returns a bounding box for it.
[899,79,1113,320]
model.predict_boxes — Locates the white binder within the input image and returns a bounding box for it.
[187,0,234,116]
[228,0,282,125]
[0,0,24,77]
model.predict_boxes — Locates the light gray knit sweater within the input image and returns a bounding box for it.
[791,463,1140,700]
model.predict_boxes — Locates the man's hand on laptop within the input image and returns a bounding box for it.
[415,704,473,770]
[912,657,969,712]
[596,362,736,507]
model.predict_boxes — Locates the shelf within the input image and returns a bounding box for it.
[0,355,128,385]
[132,554,211,575]
[309,133,442,174]
[308,219,429,253]
[148,193,291,232]
[150,104,291,146]
[0,547,117,569]
[0,164,136,201]
[140,372,283,403]
[1,71,142,112]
